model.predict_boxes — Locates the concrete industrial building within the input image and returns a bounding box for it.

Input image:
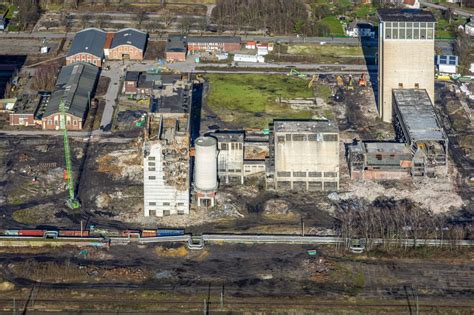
[377,9,436,122]
[143,78,193,217]
[392,89,448,176]
[269,120,339,192]
[210,131,245,184]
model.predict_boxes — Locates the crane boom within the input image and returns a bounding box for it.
[59,100,80,209]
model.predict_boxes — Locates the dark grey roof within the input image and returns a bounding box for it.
[67,28,106,59]
[43,62,99,119]
[187,36,241,43]
[153,87,191,114]
[210,130,245,142]
[273,120,338,133]
[166,35,187,52]
[378,9,436,22]
[125,71,140,81]
[393,89,446,142]
[111,28,147,50]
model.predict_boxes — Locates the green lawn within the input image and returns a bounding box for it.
[5,5,17,19]
[355,4,376,19]
[206,74,314,128]
[320,16,345,37]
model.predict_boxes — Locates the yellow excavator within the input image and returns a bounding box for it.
[308,74,318,88]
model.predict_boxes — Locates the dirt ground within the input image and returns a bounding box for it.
[0,244,472,313]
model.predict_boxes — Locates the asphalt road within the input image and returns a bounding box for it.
[420,0,473,17]
[99,61,124,131]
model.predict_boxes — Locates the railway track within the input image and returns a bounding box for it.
[0,297,472,313]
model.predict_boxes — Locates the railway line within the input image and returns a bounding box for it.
[0,297,471,313]
[0,233,473,248]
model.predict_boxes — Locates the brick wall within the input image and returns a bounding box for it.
[165,51,186,62]
[66,53,102,67]
[42,113,83,130]
[108,45,143,60]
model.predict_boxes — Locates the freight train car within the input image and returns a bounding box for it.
[156,229,185,237]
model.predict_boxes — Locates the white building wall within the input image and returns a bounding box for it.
[144,142,189,217]
[217,142,244,184]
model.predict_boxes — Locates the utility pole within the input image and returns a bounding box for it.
[203,299,207,315]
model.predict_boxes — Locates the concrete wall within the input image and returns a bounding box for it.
[274,132,339,191]
[217,141,244,184]
[379,38,434,122]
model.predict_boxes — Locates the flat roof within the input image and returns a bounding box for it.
[153,87,190,114]
[273,120,338,133]
[210,130,244,142]
[364,142,410,154]
[187,36,241,43]
[378,9,436,22]
[393,89,446,142]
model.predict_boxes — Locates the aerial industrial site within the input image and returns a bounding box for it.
[0,0,473,313]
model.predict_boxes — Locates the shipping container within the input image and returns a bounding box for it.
[156,229,185,237]
[122,230,141,238]
[2,230,19,236]
[142,230,157,238]
[18,230,45,236]
[59,230,90,237]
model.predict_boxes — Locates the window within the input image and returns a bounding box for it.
[277,171,291,177]
[148,167,155,171]
[148,162,155,166]
[48,120,52,125]
[293,181,307,190]
[323,134,338,142]
[163,202,170,206]
[149,210,156,216]
[177,202,185,206]
[149,202,156,206]
[148,176,156,180]
[324,172,337,178]
[177,210,185,215]
[285,134,291,141]
[398,83,403,88]
[293,171,306,177]
[73,120,77,126]
[376,154,382,160]
[148,156,155,161]
[163,210,170,216]
[307,134,317,141]
[308,181,322,191]
[277,136,285,142]
[308,172,322,177]
[221,143,228,150]
[415,83,419,89]
[292,134,305,141]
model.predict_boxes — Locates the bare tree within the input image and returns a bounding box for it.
[179,16,194,34]
[80,13,93,28]
[95,14,110,29]
[135,10,148,28]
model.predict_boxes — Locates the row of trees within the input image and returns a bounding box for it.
[212,0,309,35]
[334,197,469,249]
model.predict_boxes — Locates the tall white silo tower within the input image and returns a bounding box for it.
[194,136,218,207]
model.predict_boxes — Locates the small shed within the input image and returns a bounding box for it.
[436,55,458,74]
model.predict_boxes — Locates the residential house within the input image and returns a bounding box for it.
[41,62,99,130]
[66,28,106,67]
[108,28,147,61]
[346,21,375,38]
[402,0,420,9]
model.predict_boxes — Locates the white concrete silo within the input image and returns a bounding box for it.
[194,136,218,207]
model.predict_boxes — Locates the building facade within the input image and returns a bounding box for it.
[211,131,245,185]
[165,35,187,62]
[41,62,99,130]
[66,28,106,67]
[187,36,241,52]
[378,9,436,122]
[108,28,147,61]
[271,120,339,192]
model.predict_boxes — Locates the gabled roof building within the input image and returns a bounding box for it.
[66,28,106,67]
[108,28,147,61]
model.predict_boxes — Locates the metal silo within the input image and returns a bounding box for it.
[194,136,218,192]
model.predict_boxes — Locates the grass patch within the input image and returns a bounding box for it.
[320,16,345,37]
[287,44,375,57]
[206,74,314,128]
[355,4,376,19]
